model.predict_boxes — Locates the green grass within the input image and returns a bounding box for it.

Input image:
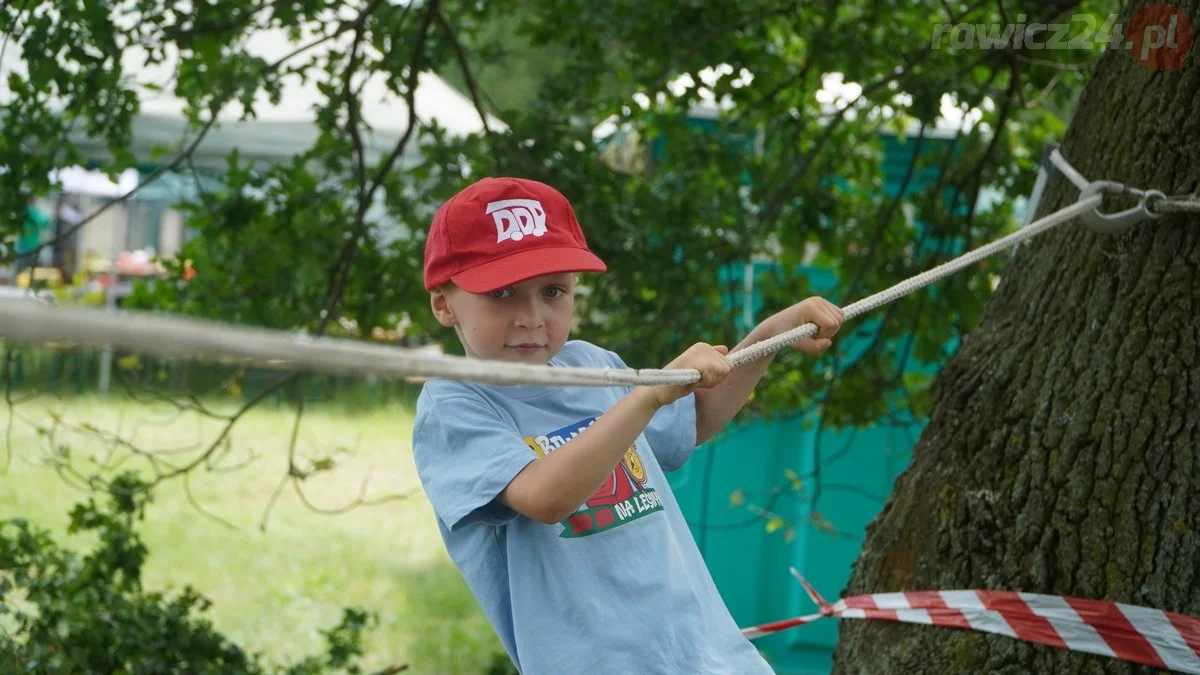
[0,394,506,674]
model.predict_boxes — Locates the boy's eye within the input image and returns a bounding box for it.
[489,288,512,299]
[545,287,564,298]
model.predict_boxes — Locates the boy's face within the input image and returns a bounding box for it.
[431,273,576,364]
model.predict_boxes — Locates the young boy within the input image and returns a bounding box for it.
[413,177,843,674]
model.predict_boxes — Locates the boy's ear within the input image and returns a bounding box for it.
[430,288,457,327]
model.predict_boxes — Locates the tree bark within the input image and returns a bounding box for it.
[833,3,1200,673]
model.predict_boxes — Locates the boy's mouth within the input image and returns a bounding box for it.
[507,343,545,355]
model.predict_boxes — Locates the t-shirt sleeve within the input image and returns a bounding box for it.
[412,390,537,532]
[588,343,699,472]
[643,393,698,472]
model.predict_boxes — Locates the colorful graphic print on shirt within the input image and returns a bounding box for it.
[524,416,663,538]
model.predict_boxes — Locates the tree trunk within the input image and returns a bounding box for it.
[833,3,1200,673]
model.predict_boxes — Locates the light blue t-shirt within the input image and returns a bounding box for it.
[412,340,772,675]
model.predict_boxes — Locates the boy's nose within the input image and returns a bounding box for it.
[511,294,540,326]
[514,311,544,329]
[514,299,544,328]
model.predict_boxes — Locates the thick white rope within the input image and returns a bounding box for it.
[0,195,1101,388]
[0,303,700,387]
[1154,197,1200,214]
[725,194,1100,366]
[1050,147,1200,215]
[1049,148,1090,191]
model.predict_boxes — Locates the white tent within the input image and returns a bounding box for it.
[2,23,506,272]
[1,25,499,171]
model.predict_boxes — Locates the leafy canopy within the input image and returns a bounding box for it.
[0,0,1115,424]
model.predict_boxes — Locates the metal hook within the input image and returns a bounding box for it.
[1079,180,1165,234]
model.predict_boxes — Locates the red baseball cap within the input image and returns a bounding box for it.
[423,177,607,293]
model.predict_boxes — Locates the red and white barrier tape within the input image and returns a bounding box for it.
[741,569,1200,673]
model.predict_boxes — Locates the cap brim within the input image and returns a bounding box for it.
[450,247,607,293]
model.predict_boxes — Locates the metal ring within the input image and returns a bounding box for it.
[1080,181,1161,235]
[1143,190,1167,217]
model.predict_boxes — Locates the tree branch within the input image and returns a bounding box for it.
[2,347,15,475]
[435,6,499,169]
[155,373,297,482]
[158,0,291,43]
[183,468,237,529]
[756,42,951,229]
[343,22,369,207]
[114,365,236,422]
[10,2,387,266]
[291,472,416,517]
[839,122,930,302]
[316,0,438,336]
[640,0,819,93]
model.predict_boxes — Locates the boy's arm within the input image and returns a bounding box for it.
[499,343,730,524]
[693,297,844,445]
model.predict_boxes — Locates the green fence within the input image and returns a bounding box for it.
[2,346,422,411]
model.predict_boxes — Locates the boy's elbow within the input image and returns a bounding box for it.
[530,498,574,524]
[502,463,578,524]
[532,511,565,525]
[502,486,572,524]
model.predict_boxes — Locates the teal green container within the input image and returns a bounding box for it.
[665,257,926,673]
[662,130,961,673]
[668,413,920,672]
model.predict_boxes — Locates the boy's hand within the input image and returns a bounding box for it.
[766,297,845,355]
[651,343,733,407]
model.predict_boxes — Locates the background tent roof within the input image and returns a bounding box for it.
[0,26,500,171]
